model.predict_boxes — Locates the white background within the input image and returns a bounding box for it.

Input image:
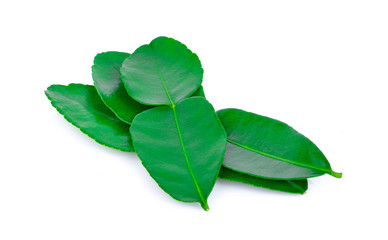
[1,1,387,239]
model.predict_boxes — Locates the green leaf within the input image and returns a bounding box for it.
[92,51,151,124]
[121,36,203,105]
[130,97,226,210]
[217,108,342,179]
[194,88,308,194]
[90,82,306,194]
[45,84,133,152]
[219,167,308,194]
[192,85,205,98]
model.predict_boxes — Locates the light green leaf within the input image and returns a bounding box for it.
[45,84,133,152]
[92,51,151,124]
[121,36,203,105]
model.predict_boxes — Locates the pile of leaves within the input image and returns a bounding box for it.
[45,36,342,210]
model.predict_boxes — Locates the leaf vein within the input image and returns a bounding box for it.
[226,139,340,177]
[151,54,208,208]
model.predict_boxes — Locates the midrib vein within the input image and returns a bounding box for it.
[173,107,207,208]
[152,57,207,207]
[226,139,333,175]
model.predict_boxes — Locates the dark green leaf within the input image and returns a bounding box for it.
[92,51,151,124]
[192,85,205,98]
[130,97,226,210]
[219,167,308,194]
[217,108,342,179]
[45,84,133,152]
[121,36,203,105]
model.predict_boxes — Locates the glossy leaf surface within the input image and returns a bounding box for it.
[219,167,308,194]
[121,36,203,105]
[130,97,226,210]
[217,108,342,179]
[45,84,133,152]
[92,51,151,124]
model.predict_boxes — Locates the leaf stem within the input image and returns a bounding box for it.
[329,171,343,178]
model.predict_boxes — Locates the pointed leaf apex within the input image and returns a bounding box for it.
[330,171,343,178]
[201,201,209,211]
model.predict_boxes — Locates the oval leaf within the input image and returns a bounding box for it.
[121,36,203,105]
[130,97,226,210]
[217,108,342,179]
[219,167,308,194]
[45,84,133,152]
[189,89,308,193]
[92,51,151,124]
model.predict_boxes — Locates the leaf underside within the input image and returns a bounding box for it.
[219,167,308,194]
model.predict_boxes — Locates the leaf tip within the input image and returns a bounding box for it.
[201,201,209,211]
[330,171,343,178]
